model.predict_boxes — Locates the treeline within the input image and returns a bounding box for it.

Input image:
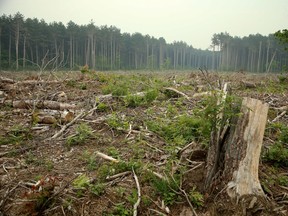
[0,12,287,72]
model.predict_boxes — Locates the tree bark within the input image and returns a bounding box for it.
[205,97,269,199]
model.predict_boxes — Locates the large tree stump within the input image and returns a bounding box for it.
[205,97,269,199]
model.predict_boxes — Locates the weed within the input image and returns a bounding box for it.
[0,125,31,145]
[115,187,126,198]
[188,187,204,208]
[66,123,94,147]
[147,114,211,150]
[264,143,288,167]
[111,203,131,216]
[90,183,106,196]
[106,113,129,131]
[82,151,97,171]
[106,146,120,159]
[277,175,288,186]
[150,174,181,205]
[124,94,144,107]
[80,83,87,90]
[66,79,77,87]
[126,189,138,205]
[72,174,90,189]
[97,102,109,112]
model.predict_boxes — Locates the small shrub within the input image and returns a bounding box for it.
[97,102,109,112]
[150,174,181,205]
[264,143,288,167]
[188,187,204,208]
[80,83,87,90]
[106,113,129,131]
[66,123,94,146]
[0,125,31,145]
[90,183,106,196]
[144,89,158,103]
[66,79,77,87]
[277,175,288,186]
[124,94,144,107]
[72,174,90,189]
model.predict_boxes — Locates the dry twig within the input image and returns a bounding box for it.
[132,168,141,216]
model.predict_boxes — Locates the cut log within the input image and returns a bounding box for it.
[4,100,77,110]
[205,97,269,199]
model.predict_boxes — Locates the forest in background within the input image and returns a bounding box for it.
[0,12,287,72]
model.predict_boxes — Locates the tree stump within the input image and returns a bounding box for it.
[205,97,269,199]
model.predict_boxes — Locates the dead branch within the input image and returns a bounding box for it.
[0,181,21,209]
[106,171,131,181]
[0,76,15,84]
[49,110,84,140]
[170,174,198,216]
[94,151,120,163]
[274,105,288,112]
[271,111,286,123]
[132,168,141,216]
[164,87,190,100]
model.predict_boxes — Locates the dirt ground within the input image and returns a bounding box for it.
[0,70,287,216]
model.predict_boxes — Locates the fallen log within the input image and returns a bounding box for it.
[4,100,77,110]
[205,97,269,200]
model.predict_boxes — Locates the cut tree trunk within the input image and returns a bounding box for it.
[4,100,77,110]
[205,97,269,199]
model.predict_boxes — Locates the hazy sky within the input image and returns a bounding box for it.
[0,0,287,49]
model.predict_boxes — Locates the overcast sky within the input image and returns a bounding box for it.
[0,0,287,49]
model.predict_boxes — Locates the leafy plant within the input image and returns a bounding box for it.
[277,175,288,186]
[150,174,181,205]
[264,143,288,167]
[111,203,131,216]
[188,187,204,208]
[90,183,106,196]
[72,174,90,189]
[97,102,109,112]
[66,123,94,146]
[82,151,97,171]
[106,113,129,131]
[0,125,32,145]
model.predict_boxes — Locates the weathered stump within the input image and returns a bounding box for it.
[205,97,269,199]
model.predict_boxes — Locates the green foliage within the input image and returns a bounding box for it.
[97,102,109,112]
[102,82,129,96]
[80,83,87,90]
[72,174,90,189]
[90,183,106,196]
[150,174,181,205]
[111,203,131,216]
[147,114,211,148]
[66,123,94,146]
[80,64,90,73]
[126,189,138,205]
[97,160,141,182]
[106,146,120,159]
[0,125,32,145]
[188,187,204,208]
[106,113,129,131]
[277,175,288,186]
[124,94,144,108]
[82,151,97,171]
[264,143,288,167]
[124,89,158,108]
[275,29,288,50]
[264,122,288,167]
[66,79,77,88]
